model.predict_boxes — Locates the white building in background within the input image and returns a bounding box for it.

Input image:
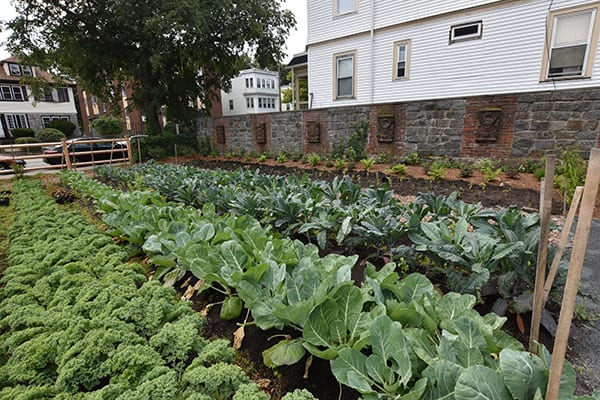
[0,57,79,140]
[306,0,600,109]
[221,68,280,116]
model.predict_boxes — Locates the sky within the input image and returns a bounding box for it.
[0,0,307,63]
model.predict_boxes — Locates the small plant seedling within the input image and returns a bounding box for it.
[387,163,407,175]
[360,157,376,172]
[307,153,321,167]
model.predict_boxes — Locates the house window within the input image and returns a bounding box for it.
[245,78,250,88]
[335,0,356,16]
[5,114,29,130]
[449,21,483,44]
[41,115,70,128]
[229,99,234,110]
[8,63,22,76]
[393,40,410,80]
[0,85,27,101]
[57,87,69,102]
[22,66,33,76]
[335,51,356,99]
[544,7,599,79]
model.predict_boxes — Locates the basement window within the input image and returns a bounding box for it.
[449,21,483,44]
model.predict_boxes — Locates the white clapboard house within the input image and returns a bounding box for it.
[221,68,280,116]
[0,57,79,140]
[306,0,600,108]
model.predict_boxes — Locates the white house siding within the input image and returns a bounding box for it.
[221,69,279,116]
[307,0,504,45]
[308,0,600,109]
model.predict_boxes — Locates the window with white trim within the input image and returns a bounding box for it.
[229,99,234,110]
[41,115,70,128]
[544,7,599,79]
[8,63,21,76]
[335,0,356,16]
[5,114,29,129]
[57,87,69,102]
[449,21,483,44]
[393,40,410,80]
[0,85,27,101]
[335,52,356,99]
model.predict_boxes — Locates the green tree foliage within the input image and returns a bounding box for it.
[47,119,77,137]
[91,115,125,137]
[6,0,295,133]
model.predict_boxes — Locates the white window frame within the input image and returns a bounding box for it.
[393,40,411,80]
[22,65,33,76]
[449,21,483,44]
[5,114,29,130]
[334,0,357,16]
[542,5,600,80]
[8,63,22,76]
[57,87,69,102]
[41,115,70,128]
[334,51,356,99]
[11,86,25,101]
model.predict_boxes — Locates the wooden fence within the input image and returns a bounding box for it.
[0,136,134,175]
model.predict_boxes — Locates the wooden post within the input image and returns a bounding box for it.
[125,136,134,166]
[61,139,72,170]
[529,154,556,354]
[542,186,584,304]
[546,148,600,400]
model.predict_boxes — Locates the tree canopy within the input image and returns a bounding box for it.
[5,0,295,133]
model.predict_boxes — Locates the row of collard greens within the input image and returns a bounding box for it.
[0,179,315,400]
[61,170,598,400]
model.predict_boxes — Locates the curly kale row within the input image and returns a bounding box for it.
[0,179,315,400]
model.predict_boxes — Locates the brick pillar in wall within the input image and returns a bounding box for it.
[212,117,228,153]
[303,110,329,155]
[368,104,407,157]
[461,95,517,158]
[252,114,272,153]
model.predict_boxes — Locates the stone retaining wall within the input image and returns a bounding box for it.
[197,88,600,159]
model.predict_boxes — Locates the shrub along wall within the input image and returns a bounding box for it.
[197,87,600,159]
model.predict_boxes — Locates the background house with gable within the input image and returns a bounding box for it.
[0,57,79,140]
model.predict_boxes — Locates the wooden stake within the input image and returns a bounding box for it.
[542,186,583,304]
[61,139,72,170]
[546,148,600,400]
[529,154,556,354]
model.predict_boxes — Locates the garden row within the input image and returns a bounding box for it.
[0,178,314,400]
[95,162,544,313]
[60,169,590,400]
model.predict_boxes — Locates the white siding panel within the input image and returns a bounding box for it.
[309,0,600,108]
[308,0,504,45]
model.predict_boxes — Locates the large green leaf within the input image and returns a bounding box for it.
[262,338,306,368]
[436,292,477,322]
[369,316,411,385]
[499,348,546,400]
[330,348,375,394]
[422,360,464,400]
[303,298,339,348]
[454,365,512,400]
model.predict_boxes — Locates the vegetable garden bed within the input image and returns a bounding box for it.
[2,161,598,399]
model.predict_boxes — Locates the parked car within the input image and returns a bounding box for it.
[42,138,127,165]
[0,154,26,170]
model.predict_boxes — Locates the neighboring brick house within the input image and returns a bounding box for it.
[0,57,79,141]
[77,85,155,136]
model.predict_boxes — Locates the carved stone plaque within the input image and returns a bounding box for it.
[215,125,226,144]
[255,123,267,144]
[307,121,321,143]
[476,108,501,142]
[377,116,395,143]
